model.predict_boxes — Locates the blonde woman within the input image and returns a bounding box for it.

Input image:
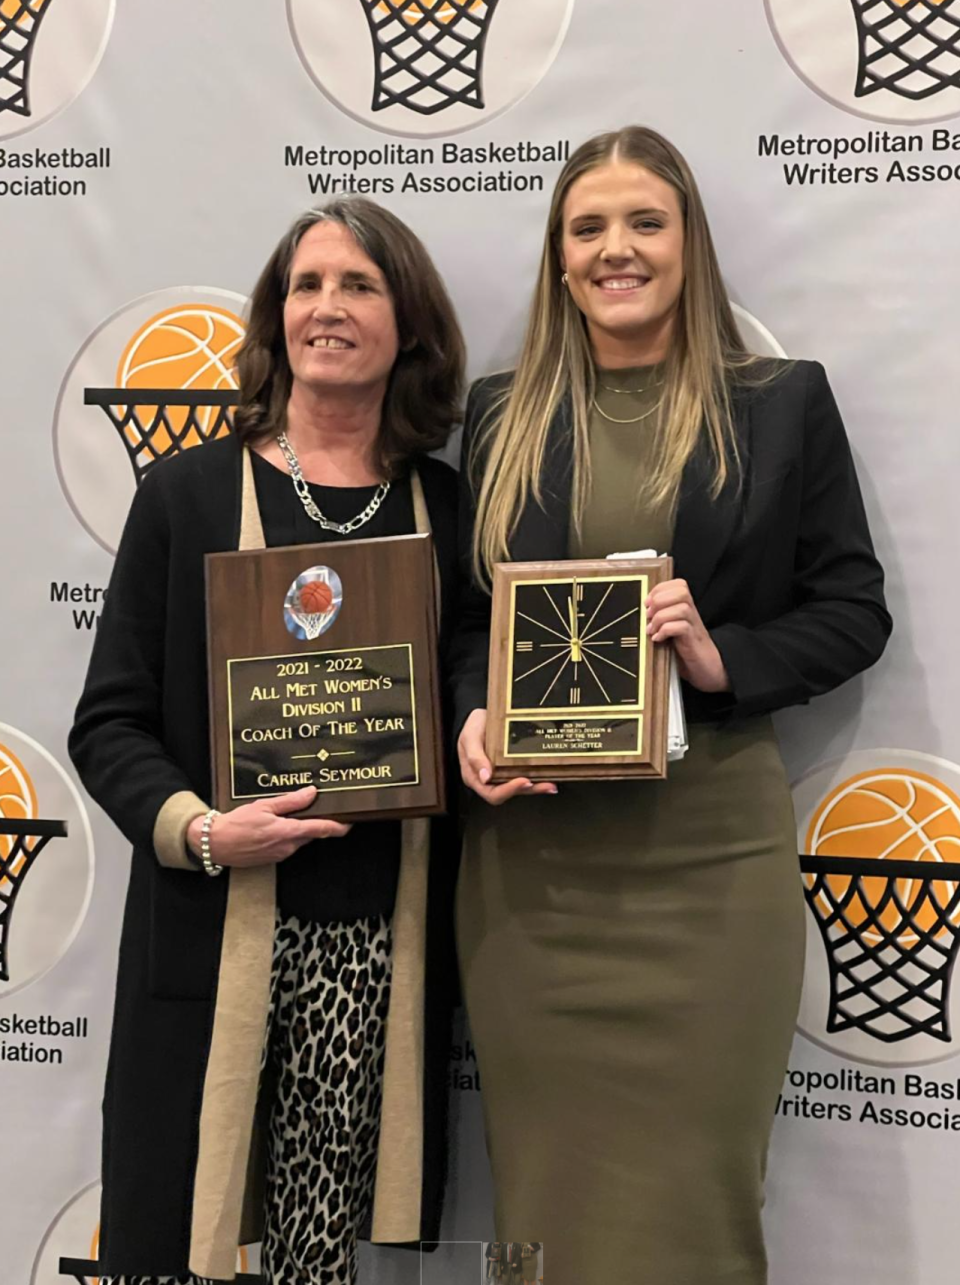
[451,127,891,1283]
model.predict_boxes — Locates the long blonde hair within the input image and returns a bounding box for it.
[471,126,773,587]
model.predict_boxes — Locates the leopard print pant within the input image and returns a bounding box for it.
[105,911,392,1285]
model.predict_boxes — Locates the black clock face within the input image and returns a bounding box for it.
[508,576,645,713]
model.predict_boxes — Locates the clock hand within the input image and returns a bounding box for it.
[568,589,582,663]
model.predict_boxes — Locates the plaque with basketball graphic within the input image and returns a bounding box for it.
[206,534,444,820]
[485,558,673,782]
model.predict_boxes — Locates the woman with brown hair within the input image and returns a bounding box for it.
[451,127,891,1283]
[69,198,464,1285]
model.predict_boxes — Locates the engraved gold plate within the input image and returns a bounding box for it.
[227,643,420,799]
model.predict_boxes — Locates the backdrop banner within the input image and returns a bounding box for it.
[1,2,954,1282]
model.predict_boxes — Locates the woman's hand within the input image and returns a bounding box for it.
[186,785,352,868]
[646,578,731,693]
[458,708,558,805]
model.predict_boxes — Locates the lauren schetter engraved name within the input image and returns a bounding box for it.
[227,644,419,799]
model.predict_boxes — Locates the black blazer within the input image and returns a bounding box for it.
[449,360,891,734]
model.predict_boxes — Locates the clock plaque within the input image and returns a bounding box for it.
[485,557,673,781]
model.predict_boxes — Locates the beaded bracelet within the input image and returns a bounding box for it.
[200,808,224,877]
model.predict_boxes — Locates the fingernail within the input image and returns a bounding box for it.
[479,767,491,784]
[547,786,558,795]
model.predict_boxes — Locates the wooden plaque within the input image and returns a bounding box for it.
[485,557,673,781]
[206,533,444,821]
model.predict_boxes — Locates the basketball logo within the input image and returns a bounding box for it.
[104,304,244,481]
[54,286,248,555]
[0,0,114,139]
[766,0,960,123]
[795,749,960,1066]
[284,567,344,641]
[30,1181,259,1284]
[0,723,93,1001]
[287,0,575,136]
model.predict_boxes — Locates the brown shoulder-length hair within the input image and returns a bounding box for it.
[234,198,465,476]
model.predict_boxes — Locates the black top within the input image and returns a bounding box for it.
[250,451,409,922]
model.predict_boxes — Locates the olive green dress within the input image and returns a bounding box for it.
[456,368,806,1285]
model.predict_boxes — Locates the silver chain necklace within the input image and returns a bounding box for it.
[592,398,662,425]
[276,431,391,536]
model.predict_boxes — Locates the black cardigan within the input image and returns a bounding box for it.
[449,360,892,736]
[67,437,460,1270]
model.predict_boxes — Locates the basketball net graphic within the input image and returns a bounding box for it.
[851,0,960,99]
[84,304,244,487]
[0,739,67,984]
[0,0,53,117]
[801,769,960,1043]
[360,0,502,114]
[0,818,67,983]
[293,610,330,641]
[84,387,239,486]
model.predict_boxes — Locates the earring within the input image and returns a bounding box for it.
[561,272,569,286]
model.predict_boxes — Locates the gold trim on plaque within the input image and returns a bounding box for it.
[505,574,649,717]
[503,715,645,759]
[226,643,420,800]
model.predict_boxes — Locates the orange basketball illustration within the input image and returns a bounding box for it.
[299,580,334,616]
[0,739,38,869]
[805,768,960,948]
[114,304,245,458]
